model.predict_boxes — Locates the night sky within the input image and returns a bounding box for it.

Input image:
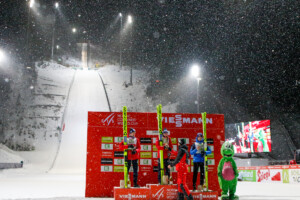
[0,0,299,120]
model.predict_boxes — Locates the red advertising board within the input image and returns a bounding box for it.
[86,112,225,197]
[114,187,151,200]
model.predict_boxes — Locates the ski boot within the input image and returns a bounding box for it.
[177,192,184,200]
[187,194,194,200]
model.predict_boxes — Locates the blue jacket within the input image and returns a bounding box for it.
[190,137,212,163]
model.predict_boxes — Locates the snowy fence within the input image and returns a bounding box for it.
[238,165,300,184]
[0,162,23,169]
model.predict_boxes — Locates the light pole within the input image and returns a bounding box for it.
[119,13,123,70]
[128,15,133,85]
[191,64,201,113]
[51,2,59,61]
[26,0,34,60]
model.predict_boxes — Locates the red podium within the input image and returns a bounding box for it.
[114,184,218,200]
[86,112,225,197]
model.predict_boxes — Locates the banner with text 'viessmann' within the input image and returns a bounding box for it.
[85,112,225,197]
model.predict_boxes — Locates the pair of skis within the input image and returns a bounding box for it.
[123,106,128,188]
[202,112,208,192]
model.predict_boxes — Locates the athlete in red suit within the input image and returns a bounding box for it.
[168,139,193,200]
[119,128,141,187]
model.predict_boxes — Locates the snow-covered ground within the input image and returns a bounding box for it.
[1,62,299,200]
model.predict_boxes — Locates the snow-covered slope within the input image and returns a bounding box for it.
[50,69,109,174]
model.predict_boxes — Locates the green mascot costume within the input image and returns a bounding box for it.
[218,141,239,200]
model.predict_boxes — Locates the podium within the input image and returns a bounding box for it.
[114,184,218,200]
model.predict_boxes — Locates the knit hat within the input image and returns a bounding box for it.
[129,128,136,134]
[162,128,168,134]
[197,132,203,137]
[179,138,185,145]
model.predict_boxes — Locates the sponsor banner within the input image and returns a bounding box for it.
[140,166,152,172]
[207,139,214,144]
[289,165,300,169]
[141,145,152,151]
[178,138,189,144]
[114,159,124,165]
[101,165,113,172]
[140,159,152,166]
[101,143,113,150]
[114,151,124,157]
[283,169,289,183]
[147,130,159,136]
[171,138,177,144]
[153,137,157,144]
[140,152,152,158]
[238,165,300,171]
[153,145,158,151]
[172,145,177,151]
[190,191,219,200]
[149,184,178,200]
[270,169,282,182]
[114,187,151,200]
[153,152,158,158]
[170,166,176,172]
[153,159,159,166]
[102,137,113,143]
[114,137,123,143]
[238,170,256,182]
[101,158,113,164]
[153,166,159,172]
[207,159,215,166]
[102,151,113,158]
[257,169,271,182]
[114,166,124,172]
[207,152,214,159]
[290,169,300,184]
[140,138,152,143]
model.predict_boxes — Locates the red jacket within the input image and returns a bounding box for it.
[170,144,189,173]
[155,136,173,159]
[119,137,141,160]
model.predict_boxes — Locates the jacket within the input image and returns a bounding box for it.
[190,137,211,163]
[155,136,173,159]
[119,137,141,160]
[170,144,189,172]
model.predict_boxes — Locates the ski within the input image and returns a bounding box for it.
[157,104,164,185]
[123,106,128,188]
[202,112,209,191]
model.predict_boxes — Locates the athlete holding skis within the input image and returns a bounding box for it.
[119,128,141,187]
[190,132,212,191]
[156,128,173,184]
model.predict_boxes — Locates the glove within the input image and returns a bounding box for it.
[128,144,134,149]
[168,147,172,151]
[132,149,136,155]
[200,150,205,156]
